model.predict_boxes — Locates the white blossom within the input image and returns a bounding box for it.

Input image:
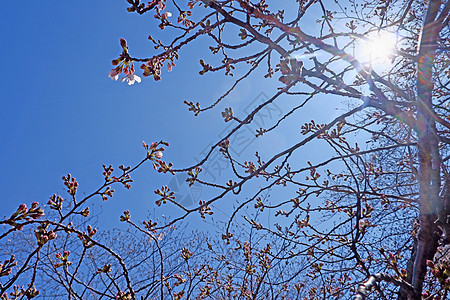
[121,74,141,85]
[155,151,163,159]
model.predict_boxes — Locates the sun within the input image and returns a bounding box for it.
[359,31,397,63]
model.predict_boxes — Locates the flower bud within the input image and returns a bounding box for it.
[155,151,163,159]
[120,38,127,48]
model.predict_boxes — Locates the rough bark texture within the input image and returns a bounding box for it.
[411,0,443,298]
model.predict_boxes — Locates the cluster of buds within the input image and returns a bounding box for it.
[0,255,17,277]
[183,100,201,116]
[305,165,321,181]
[108,38,141,85]
[378,248,408,279]
[226,179,237,189]
[110,174,133,190]
[120,210,131,222]
[154,186,175,206]
[102,164,114,181]
[7,202,44,228]
[143,219,158,233]
[243,161,257,176]
[77,225,97,248]
[199,285,212,297]
[235,241,252,261]
[219,139,230,154]
[79,207,90,217]
[172,274,187,287]
[143,141,165,159]
[177,10,193,27]
[256,127,267,137]
[221,231,233,245]
[140,56,164,81]
[248,218,263,230]
[143,140,168,160]
[96,264,112,274]
[426,259,450,289]
[125,0,166,13]
[180,247,193,261]
[198,200,213,218]
[2,285,21,300]
[102,165,131,189]
[254,196,264,211]
[101,186,115,201]
[24,285,40,299]
[153,160,174,174]
[186,167,202,187]
[115,291,133,300]
[34,224,57,246]
[221,107,234,122]
[154,8,173,29]
[297,214,310,229]
[300,120,326,135]
[47,194,64,211]
[256,245,272,270]
[53,251,72,268]
[62,174,78,196]
[199,59,213,75]
[358,219,372,233]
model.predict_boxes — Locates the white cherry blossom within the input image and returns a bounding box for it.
[121,74,141,85]
[154,151,163,159]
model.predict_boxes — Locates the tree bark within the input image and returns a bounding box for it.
[411,0,443,298]
[398,237,417,300]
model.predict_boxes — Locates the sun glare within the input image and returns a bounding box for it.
[359,31,397,63]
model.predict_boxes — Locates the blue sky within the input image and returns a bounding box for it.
[0,1,347,230]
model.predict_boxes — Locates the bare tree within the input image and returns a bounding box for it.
[1,0,449,299]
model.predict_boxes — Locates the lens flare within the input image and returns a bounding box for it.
[360,31,397,62]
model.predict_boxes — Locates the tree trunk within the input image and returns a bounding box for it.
[410,0,443,298]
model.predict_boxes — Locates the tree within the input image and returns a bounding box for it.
[1,0,449,299]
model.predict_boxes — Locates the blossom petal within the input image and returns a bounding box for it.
[134,75,141,83]
[108,69,120,81]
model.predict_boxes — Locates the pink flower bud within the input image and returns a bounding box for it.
[48,231,57,240]
[19,204,27,214]
[108,68,121,81]
[120,38,127,48]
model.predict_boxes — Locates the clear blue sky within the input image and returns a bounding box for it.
[0,1,344,229]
